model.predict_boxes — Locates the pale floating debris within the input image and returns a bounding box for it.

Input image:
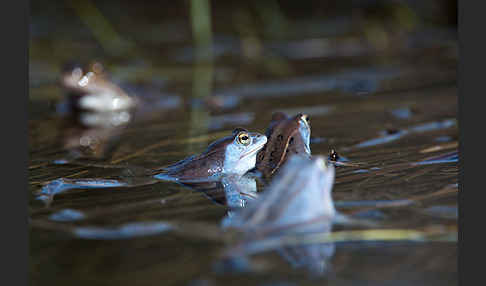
[73,222,172,240]
[49,209,85,222]
[37,178,127,202]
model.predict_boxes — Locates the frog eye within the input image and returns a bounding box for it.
[237,132,251,145]
[302,114,310,124]
[329,149,339,161]
[232,127,248,136]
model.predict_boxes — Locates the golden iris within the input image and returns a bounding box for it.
[302,114,310,124]
[237,132,251,145]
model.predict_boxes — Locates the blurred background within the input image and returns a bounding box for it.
[30,0,457,103]
[29,1,458,285]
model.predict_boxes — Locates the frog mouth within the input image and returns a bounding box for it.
[240,137,267,159]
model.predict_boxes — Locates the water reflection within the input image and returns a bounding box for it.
[29,1,458,284]
[413,150,458,165]
[213,67,400,98]
[48,209,85,222]
[350,118,457,149]
[37,178,128,205]
[208,112,255,131]
[56,61,183,160]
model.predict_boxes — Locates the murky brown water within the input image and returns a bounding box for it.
[29,1,458,285]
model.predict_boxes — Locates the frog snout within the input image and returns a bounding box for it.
[257,134,268,145]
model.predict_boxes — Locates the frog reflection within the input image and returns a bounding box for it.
[222,155,336,275]
[153,128,266,210]
[57,61,184,160]
[168,174,259,213]
[58,114,129,159]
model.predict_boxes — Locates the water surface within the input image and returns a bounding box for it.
[29,2,457,285]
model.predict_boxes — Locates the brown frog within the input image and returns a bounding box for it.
[61,61,137,114]
[155,128,267,182]
[57,62,137,159]
[256,112,311,178]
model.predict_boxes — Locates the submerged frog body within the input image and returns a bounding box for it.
[222,155,336,274]
[157,128,267,181]
[229,154,335,235]
[256,112,311,178]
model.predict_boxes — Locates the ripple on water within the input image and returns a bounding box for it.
[352,119,457,149]
[352,169,369,174]
[422,205,458,220]
[213,67,400,98]
[208,112,255,130]
[334,200,412,208]
[435,136,453,142]
[413,151,458,165]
